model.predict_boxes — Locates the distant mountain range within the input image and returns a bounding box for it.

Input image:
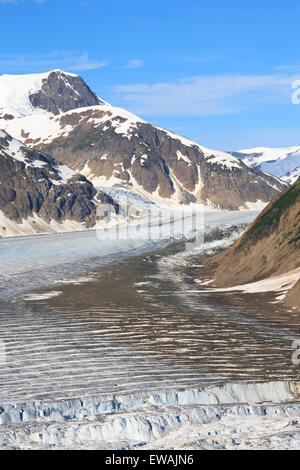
[0,70,286,212]
[232,147,300,185]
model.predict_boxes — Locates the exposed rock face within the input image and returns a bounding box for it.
[26,108,286,209]
[0,70,287,210]
[0,130,117,236]
[29,70,104,115]
[206,178,300,307]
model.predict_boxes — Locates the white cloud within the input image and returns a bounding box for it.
[0,51,109,73]
[123,60,144,69]
[110,73,296,116]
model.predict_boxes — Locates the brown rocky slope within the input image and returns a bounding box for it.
[0,130,117,237]
[204,178,300,307]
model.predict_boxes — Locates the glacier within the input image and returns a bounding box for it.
[1,381,300,449]
[2,207,299,450]
[0,208,258,299]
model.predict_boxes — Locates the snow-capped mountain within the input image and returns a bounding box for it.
[233,146,300,185]
[282,166,300,184]
[0,70,287,210]
[0,69,104,118]
[0,130,118,237]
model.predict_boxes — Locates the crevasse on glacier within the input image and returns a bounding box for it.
[1,381,300,449]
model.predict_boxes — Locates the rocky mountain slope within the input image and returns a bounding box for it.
[0,70,286,210]
[207,178,300,307]
[0,130,117,237]
[233,146,300,185]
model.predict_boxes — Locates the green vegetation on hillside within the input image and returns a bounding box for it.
[239,178,300,248]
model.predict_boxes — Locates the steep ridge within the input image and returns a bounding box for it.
[0,70,286,210]
[205,178,300,306]
[0,130,117,237]
[233,146,300,185]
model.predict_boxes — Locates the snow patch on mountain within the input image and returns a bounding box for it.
[197,267,300,298]
[0,130,77,183]
[0,129,26,162]
[159,127,242,169]
[177,151,192,166]
[0,210,84,238]
[239,199,268,211]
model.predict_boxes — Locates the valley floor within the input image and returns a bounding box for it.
[1,209,300,450]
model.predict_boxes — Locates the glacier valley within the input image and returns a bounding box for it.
[1,209,300,449]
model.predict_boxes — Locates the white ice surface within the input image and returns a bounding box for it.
[282,166,300,185]
[1,381,300,449]
[239,146,300,183]
[0,210,257,276]
[0,209,258,300]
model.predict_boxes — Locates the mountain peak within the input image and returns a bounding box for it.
[47,69,79,77]
[0,69,78,79]
[0,70,104,118]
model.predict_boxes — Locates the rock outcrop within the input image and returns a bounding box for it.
[0,130,117,237]
[28,69,104,115]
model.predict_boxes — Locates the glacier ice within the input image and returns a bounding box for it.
[1,381,300,449]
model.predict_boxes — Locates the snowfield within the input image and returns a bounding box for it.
[238,146,300,184]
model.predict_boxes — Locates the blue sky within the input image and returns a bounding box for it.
[1,0,300,150]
